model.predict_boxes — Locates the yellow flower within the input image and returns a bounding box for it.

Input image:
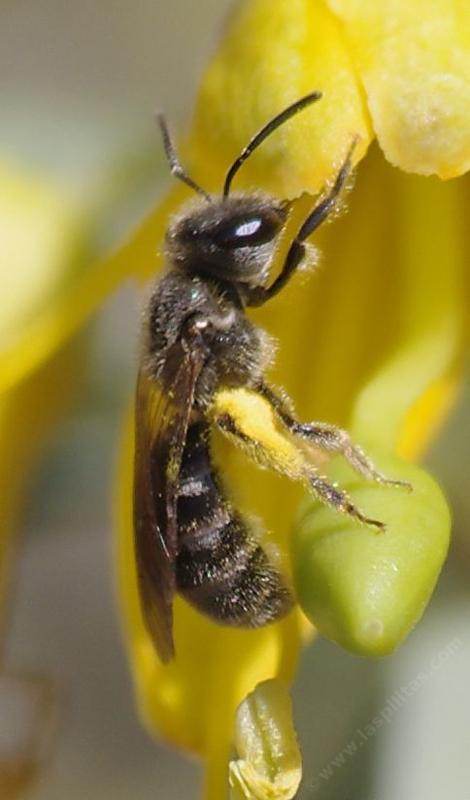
[115,4,468,797]
[0,161,92,793]
[0,161,87,620]
[1,0,469,798]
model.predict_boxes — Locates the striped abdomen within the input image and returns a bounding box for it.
[175,420,293,626]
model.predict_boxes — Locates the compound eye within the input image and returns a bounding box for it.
[213,214,280,249]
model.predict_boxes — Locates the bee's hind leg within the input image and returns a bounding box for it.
[211,386,387,532]
[307,471,386,531]
[259,383,411,491]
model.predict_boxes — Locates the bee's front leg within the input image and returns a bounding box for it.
[259,383,411,491]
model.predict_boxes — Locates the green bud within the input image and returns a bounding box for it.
[292,451,451,656]
[229,679,302,800]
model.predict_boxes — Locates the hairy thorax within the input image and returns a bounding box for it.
[145,268,275,406]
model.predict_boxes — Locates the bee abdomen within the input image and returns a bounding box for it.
[175,421,293,627]
[176,512,293,626]
[176,518,293,628]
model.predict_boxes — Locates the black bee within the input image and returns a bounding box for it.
[134,92,404,662]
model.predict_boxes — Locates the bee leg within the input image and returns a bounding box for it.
[307,472,386,531]
[259,383,411,491]
[299,423,410,489]
[248,138,357,307]
[212,387,386,531]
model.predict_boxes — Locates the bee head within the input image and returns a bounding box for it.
[157,92,323,287]
[166,194,287,285]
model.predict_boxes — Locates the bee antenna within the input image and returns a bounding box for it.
[223,91,323,197]
[156,113,212,203]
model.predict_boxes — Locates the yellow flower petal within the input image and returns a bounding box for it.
[0,162,89,622]
[189,0,372,197]
[0,164,186,397]
[327,0,470,177]
[349,157,467,457]
[0,161,83,394]
[0,163,77,344]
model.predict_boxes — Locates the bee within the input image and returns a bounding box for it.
[134,92,404,662]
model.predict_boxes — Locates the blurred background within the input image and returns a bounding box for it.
[1,1,469,799]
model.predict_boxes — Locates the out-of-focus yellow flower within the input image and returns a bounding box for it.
[0,162,87,628]
[0,162,92,796]
[2,1,470,798]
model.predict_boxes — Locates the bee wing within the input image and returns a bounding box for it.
[133,332,207,662]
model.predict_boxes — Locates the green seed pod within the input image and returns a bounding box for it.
[292,450,451,656]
